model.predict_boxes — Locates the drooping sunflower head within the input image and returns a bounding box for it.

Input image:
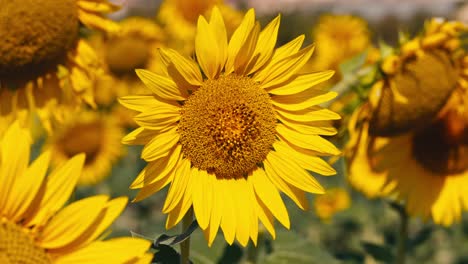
[367,18,468,136]
[308,14,373,74]
[0,122,152,263]
[0,0,119,132]
[345,19,468,226]
[121,7,340,246]
[44,111,124,186]
[157,0,243,54]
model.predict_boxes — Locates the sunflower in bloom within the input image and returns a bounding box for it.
[157,0,243,54]
[313,188,351,223]
[120,7,340,246]
[346,19,468,225]
[0,122,152,263]
[44,111,124,186]
[0,0,119,133]
[304,14,377,85]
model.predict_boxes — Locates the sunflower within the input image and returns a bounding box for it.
[92,17,167,107]
[0,0,119,132]
[346,19,468,225]
[313,188,351,222]
[157,0,243,54]
[304,14,376,85]
[120,7,340,246]
[44,111,124,186]
[0,122,152,263]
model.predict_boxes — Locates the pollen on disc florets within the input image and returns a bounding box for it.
[178,74,277,179]
[0,0,78,80]
[0,221,51,264]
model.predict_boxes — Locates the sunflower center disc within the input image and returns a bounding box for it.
[59,121,103,165]
[0,221,51,264]
[105,37,150,76]
[412,109,468,175]
[0,0,79,79]
[178,75,276,179]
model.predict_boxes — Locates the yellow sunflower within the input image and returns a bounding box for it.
[157,0,243,54]
[0,0,119,132]
[120,7,340,246]
[0,122,152,263]
[314,188,351,222]
[305,14,376,84]
[44,111,124,186]
[346,19,468,225]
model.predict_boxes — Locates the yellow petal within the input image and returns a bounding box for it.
[122,127,156,145]
[276,124,341,155]
[256,199,276,239]
[77,0,120,13]
[131,145,181,189]
[247,15,281,75]
[267,71,335,95]
[266,151,325,194]
[134,106,180,130]
[133,171,175,202]
[192,169,213,230]
[234,23,260,75]
[272,91,337,111]
[0,122,31,212]
[258,45,315,88]
[159,48,203,86]
[264,161,309,210]
[225,9,256,73]
[25,154,85,227]
[233,177,255,247]
[163,158,192,213]
[204,177,223,246]
[254,35,304,81]
[7,151,51,221]
[219,178,236,245]
[274,141,336,176]
[135,69,188,101]
[118,95,176,112]
[141,129,179,161]
[78,10,119,33]
[277,115,337,136]
[248,169,290,229]
[165,173,193,229]
[54,238,150,264]
[38,196,109,249]
[276,106,341,122]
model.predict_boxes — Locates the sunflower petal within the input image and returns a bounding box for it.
[141,129,179,161]
[159,48,203,86]
[136,69,188,101]
[225,9,256,73]
[247,15,281,74]
[276,124,340,155]
[267,71,335,95]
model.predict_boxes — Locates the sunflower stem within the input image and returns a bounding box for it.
[395,204,408,264]
[180,208,193,264]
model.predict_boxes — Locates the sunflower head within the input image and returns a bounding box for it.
[121,6,339,246]
[367,19,468,136]
[0,0,78,83]
[309,14,372,73]
[45,111,124,186]
[0,122,152,263]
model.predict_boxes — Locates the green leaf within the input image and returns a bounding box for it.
[361,241,394,263]
[339,51,368,76]
[408,227,433,250]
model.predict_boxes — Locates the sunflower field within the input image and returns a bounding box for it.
[1,0,467,263]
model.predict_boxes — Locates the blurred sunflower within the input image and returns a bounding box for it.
[314,188,351,222]
[157,0,243,54]
[305,14,377,85]
[346,19,468,225]
[0,122,152,263]
[0,0,119,132]
[91,17,166,128]
[121,7,340,246]
[45,111,124,186]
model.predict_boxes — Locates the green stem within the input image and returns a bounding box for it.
[180,208,193,264]
[396,205,408,264]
